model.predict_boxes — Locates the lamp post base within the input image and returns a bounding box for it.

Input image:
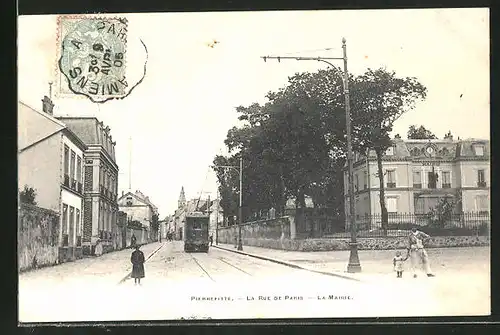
[347,242,362,273]
[237,239,243,251]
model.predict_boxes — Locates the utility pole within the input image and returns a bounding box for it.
[49,82,53,100]
[211,156,244,251]
[128,136,132,191]
[261,37,361,272]
[215,187,219,245]
[238,156,243,251]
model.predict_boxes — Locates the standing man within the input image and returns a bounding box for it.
[408,227,435,278]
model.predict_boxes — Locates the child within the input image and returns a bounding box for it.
[393,250,409,278]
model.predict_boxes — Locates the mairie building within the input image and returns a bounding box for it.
[343,138,490,224]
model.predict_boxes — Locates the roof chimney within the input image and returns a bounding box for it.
[41,96,54,115]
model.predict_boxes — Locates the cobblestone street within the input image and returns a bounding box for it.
[18,242,490,322]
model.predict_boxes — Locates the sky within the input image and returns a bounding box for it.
[18,8,490,216]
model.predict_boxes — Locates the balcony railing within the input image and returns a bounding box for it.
[386,182,396,188]
[442,183,451,189]
[64,174,69,187]
[428,183,437,189]
[477,181,486,188]
[71,178,77,190]
[77,182,82,193]
[413,183,422,189]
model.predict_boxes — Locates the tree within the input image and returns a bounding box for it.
[351,69,427,234]
[151,213,160,241]
[407,125,437,139]
[444,130,454,140]
[394,134,401,139]
[19,185,37,205]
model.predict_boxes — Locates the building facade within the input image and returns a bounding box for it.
[56,117,119,255]
[344,138,490,225]
[117,190,158,242]
[18,98,87,262]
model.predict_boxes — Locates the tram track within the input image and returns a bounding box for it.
[187,251,254,283]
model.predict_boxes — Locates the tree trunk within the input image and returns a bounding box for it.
[375,148,388,236]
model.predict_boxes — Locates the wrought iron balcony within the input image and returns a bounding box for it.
[477,181,486,188]
[64,174,70,187]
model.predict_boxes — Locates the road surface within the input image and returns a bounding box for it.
[18,241,490,322]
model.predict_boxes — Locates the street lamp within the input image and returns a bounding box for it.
[261,38,361,272]
[211,156,243,251]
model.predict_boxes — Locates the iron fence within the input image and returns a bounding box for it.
[307,212,490,238]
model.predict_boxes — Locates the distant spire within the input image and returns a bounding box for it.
[178,186,186,209]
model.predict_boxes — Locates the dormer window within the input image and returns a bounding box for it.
[126,196,133,206]
[385,147,394,156]
[473,145,484,156]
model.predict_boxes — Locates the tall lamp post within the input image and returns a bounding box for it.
[211,156,244,251]
[261,38,361,272]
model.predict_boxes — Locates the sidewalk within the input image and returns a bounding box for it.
[19,241,165,287]
[214,243,490,282]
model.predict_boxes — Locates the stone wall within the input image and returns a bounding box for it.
[228,236,489,251]
[218,217,292,244]
[217,216,489,251]
[18,203,60,272]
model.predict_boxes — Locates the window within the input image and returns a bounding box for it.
[76,156,82,183]
[62,204,68,246]
[69,206,75,245]
[126,196,133,207]
[363,171,368,189]
[476,195,488,213]
[474,145,484,156]
[64,145,69,175]
[428,171,437,189]
[386,170,396,188]
[385,147,394,156]
[70,150,76,181]
[442,171,451,188]
[413,171,422,189]
[477,169,486,187]
[76,208,81,236]
[354,174,359,191]
[386,197,398,214]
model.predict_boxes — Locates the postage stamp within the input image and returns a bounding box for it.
[56,16,129,103]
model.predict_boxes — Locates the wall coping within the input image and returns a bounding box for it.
[19,203,59,216]
[218,216,290,229]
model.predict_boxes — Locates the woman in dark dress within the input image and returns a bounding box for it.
[131,245,145,285]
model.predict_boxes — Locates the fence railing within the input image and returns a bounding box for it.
[305,212,490,238]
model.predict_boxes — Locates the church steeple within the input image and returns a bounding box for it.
[178,186,186,209]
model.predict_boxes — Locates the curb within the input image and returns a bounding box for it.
[118,243,166,284]
[213,245,361,282]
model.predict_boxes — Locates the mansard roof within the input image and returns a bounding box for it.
[55,117,116,162]
[357,138,490,163]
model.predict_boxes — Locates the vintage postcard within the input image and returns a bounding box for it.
[17,8,490,323]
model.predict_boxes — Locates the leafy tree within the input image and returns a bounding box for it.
[407,125,437,139]
[213,155,239,225]
[151,213,160,241]
[19,185,37,205]
[351,69,427,234]
[444,130,454,140]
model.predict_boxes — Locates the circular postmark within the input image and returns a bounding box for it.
[59,17,129,103]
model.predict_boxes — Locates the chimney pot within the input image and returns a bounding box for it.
[41,96,54,115]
